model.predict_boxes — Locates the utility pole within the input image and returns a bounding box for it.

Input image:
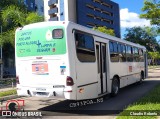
[0,26,3,79]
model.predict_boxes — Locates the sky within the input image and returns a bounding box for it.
[111,0,151,38]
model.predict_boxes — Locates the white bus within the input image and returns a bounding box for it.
[15,21,148,100]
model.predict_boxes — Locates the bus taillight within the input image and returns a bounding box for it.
[16,75,20,84]
[66,76,74,86]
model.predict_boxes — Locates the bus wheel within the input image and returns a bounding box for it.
[111,77,119,97]
[139,73,144,84]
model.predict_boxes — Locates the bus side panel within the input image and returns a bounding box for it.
[76,62,98,100]
[110,61,143,89]
[109,62,128,88]
[127,62,138,85]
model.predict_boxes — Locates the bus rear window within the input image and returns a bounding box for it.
[52,29,63,39]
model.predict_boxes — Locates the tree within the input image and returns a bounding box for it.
[148,52,160,65]
[93,26,115,36]
[1,5,43,28]
[0,4,43,47]
[0,0,44,71]
[140,0,160,33]
[26,12,44,24]
[1,5,26,28]
[124,26,159,52]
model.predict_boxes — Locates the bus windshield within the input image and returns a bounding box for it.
[16,26,66,57]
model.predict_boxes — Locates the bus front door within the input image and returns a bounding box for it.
[96,42,107,95]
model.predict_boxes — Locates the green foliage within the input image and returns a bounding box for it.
[148,52,160,65]
[117,84,160,119]
[140,0,160,33]
[1,5,26,27]
[124,26,159,52]
[148,52,159,59]
[26,12,44,24]
[0,26,16,47]
[1,6,44,28]
[1,29,15,47]
[0,89,17,97]
[0,0,44,48]
[93,26,115,36]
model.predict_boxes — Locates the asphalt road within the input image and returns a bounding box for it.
[37,79,160,116]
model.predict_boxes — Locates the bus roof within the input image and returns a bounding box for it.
[16,21,146,50]
[16,21,67,31]
[68,22,146,50]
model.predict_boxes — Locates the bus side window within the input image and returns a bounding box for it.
[133,47,139,62]
[131,47,134,62]
[109,41,119,62]
[75,32,96,62]
[126,45,133,62]
[139,49,144,62]
[126,45,129,62]
[109,41,114,52]
[119,44,126,62]
[123,45,126,62]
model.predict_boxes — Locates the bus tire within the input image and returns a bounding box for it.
[139,72,144,84]
[111,77,119,97]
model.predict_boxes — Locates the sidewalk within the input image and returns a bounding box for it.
[148,66,160,79]
[0,87,16,91]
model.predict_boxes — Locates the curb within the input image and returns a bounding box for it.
[0,95,21,101]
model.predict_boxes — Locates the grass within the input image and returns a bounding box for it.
[117,84,160,119]
[0,89,17,97]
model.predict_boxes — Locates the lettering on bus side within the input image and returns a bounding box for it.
[20,31,32,36]
[36,40,56,48]
[16,41,38,46]
[37,48,51,53]
[18,31,32,42]
[36,40,57,53]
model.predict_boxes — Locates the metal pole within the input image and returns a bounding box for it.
[0,26,3,79]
